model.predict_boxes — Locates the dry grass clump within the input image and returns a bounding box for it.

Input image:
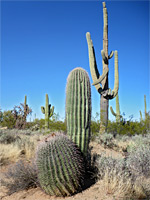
[1,160,37,195]
[96,151,150,199]
[0,143,21,165]
[0,131,44,165]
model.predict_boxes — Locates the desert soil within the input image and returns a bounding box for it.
[0,142,123,200]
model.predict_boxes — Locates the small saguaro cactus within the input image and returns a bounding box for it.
[110,94,122,122]
[41,94,54,129]
[86,2,119,133]
[23,95,28,121]
[65,67,91,157]
[139,95,147,121]
[35,132,85,197]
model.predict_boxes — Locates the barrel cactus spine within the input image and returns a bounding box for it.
[41,94,54,129]
[35,132,85,197]
[86,2,119,133]
[65,67,91,157]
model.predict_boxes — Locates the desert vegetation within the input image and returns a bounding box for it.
[0,1,149,200]
[0,109,150,199]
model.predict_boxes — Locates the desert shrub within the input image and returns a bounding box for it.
[95,155,134,197]
[107,119,150,136]
[1,160,37,195]
[95,154,127,179]
[96,154,150,199]
[12,103,32,129]
[0,132,21,144]
[0,110,16,128]
[126,145,150,178]
[90,121,100,141]
[126,134,150,153]
[49,120,66,132]
[98,133,117,149]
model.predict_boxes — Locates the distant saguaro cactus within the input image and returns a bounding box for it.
[110,94,122,122]
[23,95,28,121]
[86,2,119,133]
[41,94,54,129]
[65,67,91,157]
[139,95,147,121]
[35,132,85,197]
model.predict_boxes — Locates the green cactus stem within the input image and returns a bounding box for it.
[86,2,119,133]
[144,95,147,119]
[110,94,122,122]
[35,132,85,197]
[41,94,54,129]
[139,110,143,121]
[65,67,91,157]
[23,95,28,121]
[139,95,147,121]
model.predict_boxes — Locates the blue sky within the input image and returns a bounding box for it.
[1,0,149,122]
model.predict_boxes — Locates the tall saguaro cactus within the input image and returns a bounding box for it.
[41,94,54,129]
[110,94,122,122]
[65,67,91,157]
[86,2,119,133]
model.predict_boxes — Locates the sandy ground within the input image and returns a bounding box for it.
[0,142,123,200]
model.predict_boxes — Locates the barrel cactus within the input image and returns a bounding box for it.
[35,132,85,197]
[65,67,91,157]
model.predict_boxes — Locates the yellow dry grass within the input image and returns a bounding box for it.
[102,168,133,198]
[0,144,21,165]
[102,169,150,199]
[0,134,44,165]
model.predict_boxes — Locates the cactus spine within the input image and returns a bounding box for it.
[35,132,85,197]
[41,94,54,129]
[65,67,91,157]
[110,94,122,122]
[86,2,119,133]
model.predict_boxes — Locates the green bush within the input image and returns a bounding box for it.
[31,118,66,132]
[0,110,16,128]
[107,118,150,136]
[90,120,100,140]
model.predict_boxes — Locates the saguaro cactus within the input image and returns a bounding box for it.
[110,94,122,122]
[41,94,54,129]
[86,2,119,133]
[23,95,28,121]
[65,67,91,157]
[139,95,147,121]
[35,132,85,196]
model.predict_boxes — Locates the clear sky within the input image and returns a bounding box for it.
[1,0,149,122]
